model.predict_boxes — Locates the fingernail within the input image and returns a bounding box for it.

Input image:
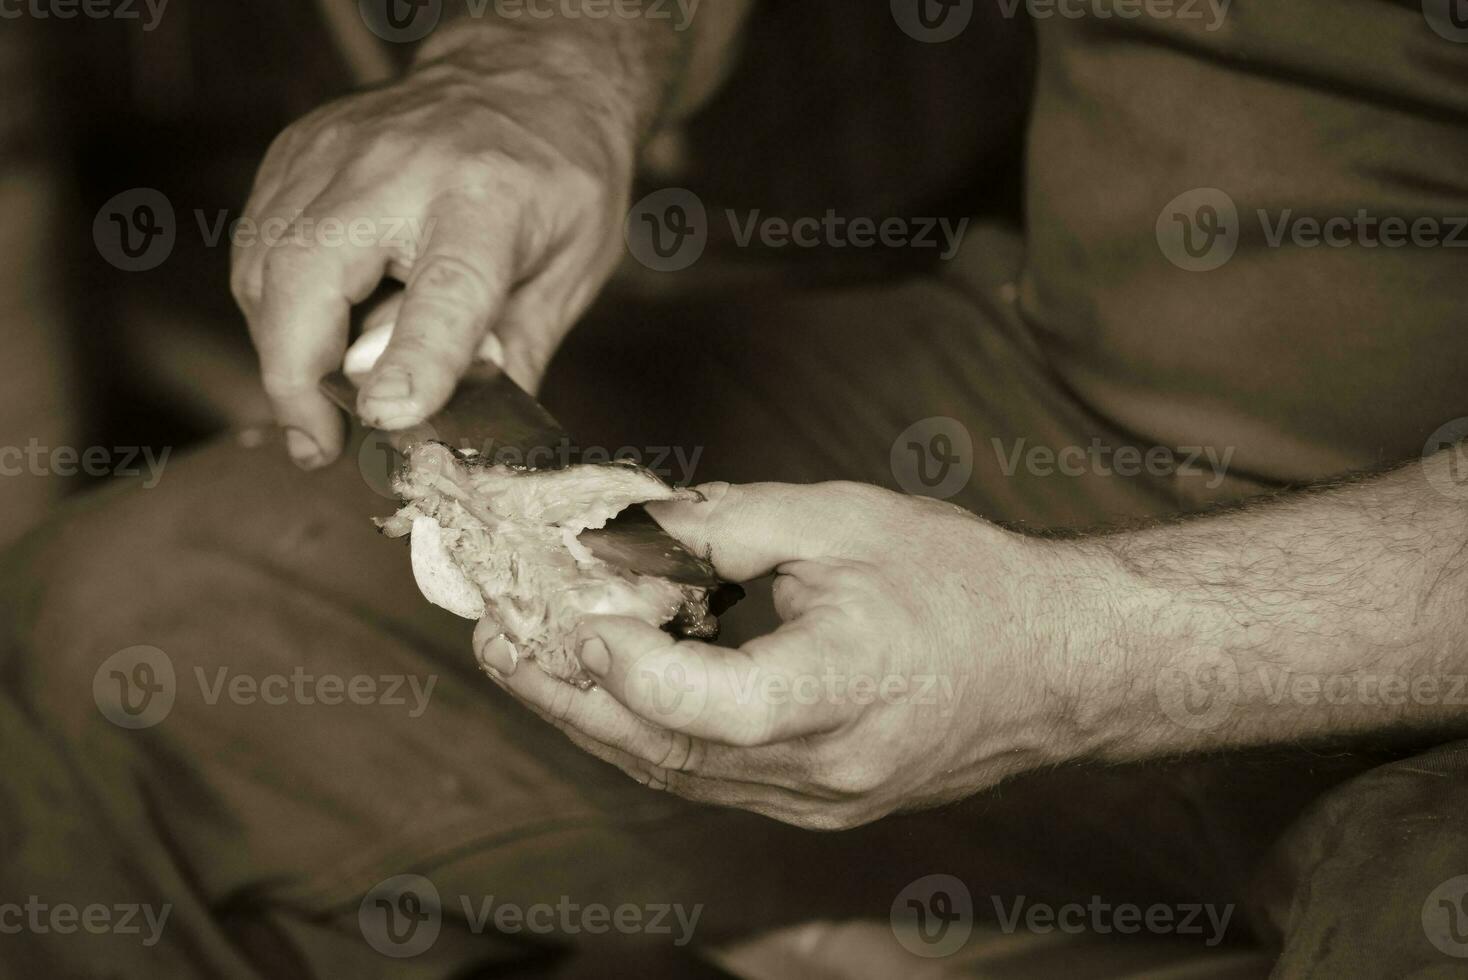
[477,633,518,678]
[363,368,411,403]
[579,636,610,676]
[284,428,325,470]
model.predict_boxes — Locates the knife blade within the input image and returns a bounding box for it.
[320,365,721,588]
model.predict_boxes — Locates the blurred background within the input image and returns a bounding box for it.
[0,0,1032,547]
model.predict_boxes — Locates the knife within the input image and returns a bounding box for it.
[320,364,721,588]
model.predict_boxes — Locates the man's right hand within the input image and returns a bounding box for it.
[231,38,638,468]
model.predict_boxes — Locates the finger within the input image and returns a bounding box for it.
[230,130,325,316]
[357,197,518,428]
[472,615,514,677]
[482,644,813,786]
[491,235,609,393]
[577,615,852,746]
[644,482,878,583]
[554,725,802,818]
[252,211,389,467]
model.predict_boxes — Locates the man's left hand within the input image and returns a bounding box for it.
[478,481,1117,830]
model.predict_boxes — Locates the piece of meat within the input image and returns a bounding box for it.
[378,443,720,687]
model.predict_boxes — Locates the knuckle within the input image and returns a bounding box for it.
[229,265,258,309]
[654,733,698,773]
[259,239,318,283]
[411,253,496,303]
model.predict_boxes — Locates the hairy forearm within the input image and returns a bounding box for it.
[1058,448,1468,757]
[417,0,752,142]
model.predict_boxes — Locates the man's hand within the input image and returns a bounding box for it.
[476,481,1106,830]
[232,31,640,468]
[478,448,1468,827]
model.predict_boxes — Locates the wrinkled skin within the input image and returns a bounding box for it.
[477,481,1106,831]
[230,45,635,468]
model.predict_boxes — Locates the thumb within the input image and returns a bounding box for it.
[645,481,870,582]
